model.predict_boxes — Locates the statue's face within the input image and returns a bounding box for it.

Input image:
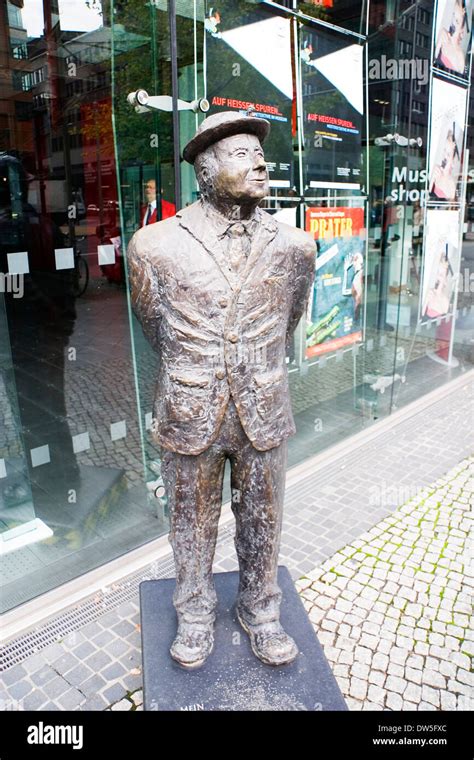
[211,133,269,203]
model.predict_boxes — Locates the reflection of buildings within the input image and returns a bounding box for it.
[2,0,127,232]
[368,2,433,151]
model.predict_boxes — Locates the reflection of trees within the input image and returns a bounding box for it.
[82,101,114,151]
[298,1,364,34]
[299,2,330,25]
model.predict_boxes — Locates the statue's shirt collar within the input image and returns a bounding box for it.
[201,201,261,240]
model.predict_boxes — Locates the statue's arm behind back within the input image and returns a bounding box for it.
[126,233,162,353]
[286,236,316,350]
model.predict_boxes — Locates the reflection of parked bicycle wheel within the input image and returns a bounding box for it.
[72,255,89,297]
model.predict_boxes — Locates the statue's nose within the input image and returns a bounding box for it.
[253,155,266,171]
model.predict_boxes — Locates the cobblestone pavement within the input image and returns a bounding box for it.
[1,454,472,712]
[297,457,473,712]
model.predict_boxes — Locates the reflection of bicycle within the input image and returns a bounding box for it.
[71,236,89,297]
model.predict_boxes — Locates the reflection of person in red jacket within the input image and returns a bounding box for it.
[141,179,175,226]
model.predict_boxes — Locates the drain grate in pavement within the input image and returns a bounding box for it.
[0,522,235,672]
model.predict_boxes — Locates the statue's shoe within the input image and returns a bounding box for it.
[236,609,299,666]
[170,620,214,669]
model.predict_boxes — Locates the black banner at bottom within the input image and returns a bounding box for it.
[0,709,470,757]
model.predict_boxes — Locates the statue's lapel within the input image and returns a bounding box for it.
[176,203,279,293]
[237,210,278,292]
[176,202,235,289]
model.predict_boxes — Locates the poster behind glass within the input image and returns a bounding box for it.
[420,209,461,322]
[301,26,363,190]
[305,206,365,358]
[433,0,473,82]
[428,77,468,204]
[205,1,294,188]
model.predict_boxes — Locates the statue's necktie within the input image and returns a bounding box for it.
[226,222,251,274]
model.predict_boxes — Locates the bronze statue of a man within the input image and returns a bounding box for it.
[127,111,315,669]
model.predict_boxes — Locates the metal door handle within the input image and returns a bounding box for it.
[127,90,210,114]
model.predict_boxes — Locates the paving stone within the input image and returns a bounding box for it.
[345,697,363,711]
[418,700,438,711]
[98,612,121,630]
[457,695,473,710]
[131,690,143,706]
[22,653,48,675]
[318,631,336,647]
[41,643,65,664]
[81,674,107,698]
[119,649,141,670]
[387,662,405,678]
[425,656,441,672]
[1,664,27,686]
[349,677,367,700]
[64,663,94,687]
[367,684,386,705]
[338,650,354,665]
[456,669,473,686]
[117,601,139,618]
[111,698,132,711]
[42,675,71,700]
[57,688,87,710]
[72,642,97,662]
[92,630,117,649]
[385,675,407,695]
[421,669,446,689]
[389,647,409,666]
[368,670,386,687]
[406,654,424,669]
[404,682,421,702]
[62,632,87,649]
[102,683,127,704]
[84,651,113,673]
[405,667,422,685]
[359,633,378,650]
[421,685,440,708]
[439,660,457,678]
[376,639,392,655]
[440,690,457,711]
[351,662,370,680]
[112,620,137,639]
[7,679,33,701]
[21,690,49,711]
[119,673,143,692]
[30,665,59,688]
[82,694,109,711]
[386,691,403,711]
[50,652,79,675]
[101,662,127,681]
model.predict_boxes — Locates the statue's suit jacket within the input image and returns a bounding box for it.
[127,200,315,455]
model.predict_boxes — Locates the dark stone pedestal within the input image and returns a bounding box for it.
[140,566,347,711]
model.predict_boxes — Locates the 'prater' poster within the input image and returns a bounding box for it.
[205,2,294,187]
[306,207,365,358]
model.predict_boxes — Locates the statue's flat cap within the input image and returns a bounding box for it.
[182,111,270,164]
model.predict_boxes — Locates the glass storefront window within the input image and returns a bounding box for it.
[1,0,472,613]
[0,0,161,611]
